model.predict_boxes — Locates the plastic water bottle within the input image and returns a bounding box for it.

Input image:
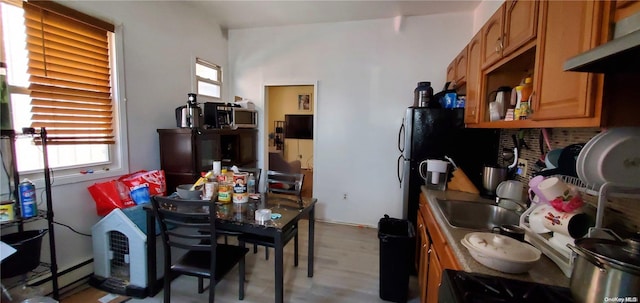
[247,173,256,194]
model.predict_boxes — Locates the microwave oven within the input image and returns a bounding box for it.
[232,107,258,128]
[203,102,258,129]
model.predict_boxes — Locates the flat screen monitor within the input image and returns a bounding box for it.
[285,114,313,139]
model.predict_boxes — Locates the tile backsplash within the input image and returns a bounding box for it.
[499,128,639,234]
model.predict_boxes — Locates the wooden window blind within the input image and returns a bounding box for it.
[24,1,115,145]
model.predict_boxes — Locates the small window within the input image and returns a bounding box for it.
[195,58,221,99]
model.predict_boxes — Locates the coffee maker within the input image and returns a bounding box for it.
[175,93,202,128]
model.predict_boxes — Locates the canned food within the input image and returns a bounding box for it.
[217,183,232,203]
[233,173,248,194]
[0,201,15,222]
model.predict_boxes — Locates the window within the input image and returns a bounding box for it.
[1,1,126,180]
[194,58,221,100]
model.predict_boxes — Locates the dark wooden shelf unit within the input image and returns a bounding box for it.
[157,128,258,192]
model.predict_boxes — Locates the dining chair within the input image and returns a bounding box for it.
[151,195,249,303]
[238,170,304,263]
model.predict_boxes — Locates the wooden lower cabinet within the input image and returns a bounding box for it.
[418,193,461,303]
[417,212,430,302]
[426,246,443,303]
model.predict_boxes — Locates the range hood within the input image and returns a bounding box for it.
[564,12,640,73]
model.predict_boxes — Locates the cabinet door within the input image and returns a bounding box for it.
[464,32,482,124]
[446,61,455,84]
[502,0,538,56]
[454,46,468,85]
[417,213,430,303]
[481,4,505,69]
[426,246,442,303]
[615,0,640,21]
[237,130,257,166]
[532,0,605,120]
[159,130,195,173]
[196,132,221,173]
[158,129,199,192]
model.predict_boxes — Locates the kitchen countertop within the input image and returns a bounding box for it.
[421,186,571,287]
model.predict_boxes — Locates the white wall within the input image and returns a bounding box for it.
[229,13,474,227]
[5,0,228,287]
[473,0,505,35]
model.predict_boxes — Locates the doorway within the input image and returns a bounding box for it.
[264,83,316,198]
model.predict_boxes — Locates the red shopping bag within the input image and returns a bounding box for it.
[88,180,135,216]
[118,170,166,205]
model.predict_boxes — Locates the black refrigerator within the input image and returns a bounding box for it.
[397,107,500,234]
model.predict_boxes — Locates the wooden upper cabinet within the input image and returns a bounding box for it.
[446,62,455,84]
[481,1,538,70]
[532,0,607,121]
[464,32,482,124]
[454,46,468,85]
[502,0,539,56]
[446,47,467,87]
[481,4,505,69]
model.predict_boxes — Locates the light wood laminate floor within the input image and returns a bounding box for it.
[130,220,419,303]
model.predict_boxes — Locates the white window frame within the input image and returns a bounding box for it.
[0,3,128,191]
[192,57,222,102]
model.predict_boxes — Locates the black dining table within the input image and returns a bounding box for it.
[144,193,317,303]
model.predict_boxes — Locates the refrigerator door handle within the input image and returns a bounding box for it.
[398,119,405,153]
[397,154,404,187]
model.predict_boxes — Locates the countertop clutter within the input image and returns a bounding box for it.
[421,187,570,287]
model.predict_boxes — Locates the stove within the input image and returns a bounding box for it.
[438,269,574,303]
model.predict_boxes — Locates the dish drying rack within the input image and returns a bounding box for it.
[519,175,640,277]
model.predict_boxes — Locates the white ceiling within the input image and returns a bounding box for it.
[187,0,482,30]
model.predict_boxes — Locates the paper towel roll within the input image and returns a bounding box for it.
[213,161,222,175]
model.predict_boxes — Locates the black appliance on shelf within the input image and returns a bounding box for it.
[397,107,499,258]
[438,269,573,303]
[203,102,236,129]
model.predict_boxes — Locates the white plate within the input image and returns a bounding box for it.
[576,130,607,185]
[580,127,640,188]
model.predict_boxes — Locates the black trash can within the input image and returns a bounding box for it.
[378,214,415,302]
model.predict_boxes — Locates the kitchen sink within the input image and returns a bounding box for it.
[435,199,520,230]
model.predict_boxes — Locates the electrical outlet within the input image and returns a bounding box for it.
[517,159,528,176]
[343,193,348,200]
